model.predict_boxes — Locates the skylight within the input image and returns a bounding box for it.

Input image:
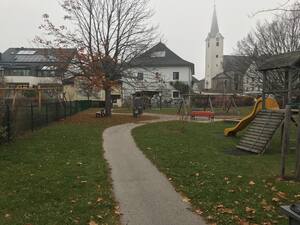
[151,51,166,58]
[17,50,36,55]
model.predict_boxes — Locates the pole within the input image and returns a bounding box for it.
[6,104,10,142]
[69,101,72,116]
[45,102,49,125]
[30,102,34,132]
[296,108,300,180]
[262,71,267,110]
[281,105,291,178]
[287,70,292,105]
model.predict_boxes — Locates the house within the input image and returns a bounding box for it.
[63,76,122,107]
[211,55,250,93]
[204,5,251,93]
[0,48,76,89]
[192,77,205,93]
[122,42,194,103]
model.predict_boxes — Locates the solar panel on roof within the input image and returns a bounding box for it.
[15,55,48,62]
[17,50,36,55]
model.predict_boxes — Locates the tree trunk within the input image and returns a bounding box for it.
[105,88,112,117]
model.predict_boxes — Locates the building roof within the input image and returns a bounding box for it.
[258,51,300,71]
[223,55,251,74]
[0,48,76,68]
[206,5,223,39]
[210,5,219,37]
[131,42,195,74]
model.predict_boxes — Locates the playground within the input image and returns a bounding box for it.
[132,119,299,225]
[131,52,300,224]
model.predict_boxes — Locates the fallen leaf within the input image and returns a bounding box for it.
[182,197,191,203]
[195,209,203,215]
[272,197,280,202]
[249,181,255,186]
[89,220,98,225]
[276,191,287,199]
[245,207,256,214]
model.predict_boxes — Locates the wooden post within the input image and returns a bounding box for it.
[287,70,292,105]
[262,71,267,110]
[296,109,300,180]
[281,105,291,178]
[209,96,214,113]
[38,88,42,112]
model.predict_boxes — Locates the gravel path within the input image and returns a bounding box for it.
[103,115,206,225]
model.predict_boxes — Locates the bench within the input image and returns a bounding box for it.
[191,111,215,121]
[96,109,106,118]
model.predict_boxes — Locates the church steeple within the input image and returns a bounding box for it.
[210,5,219,37]
[204,4,224,90]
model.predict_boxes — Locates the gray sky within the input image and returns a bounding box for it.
[0,0,281,78]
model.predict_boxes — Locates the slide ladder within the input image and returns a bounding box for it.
[236,110,284,154]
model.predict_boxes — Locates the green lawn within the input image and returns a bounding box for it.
[0,109,156,225]
[132,121,300,225]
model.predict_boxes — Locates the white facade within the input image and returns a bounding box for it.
[123,66,193,100]
[205,34,224,89]
[205,6,224,90]
[4,76,62,87]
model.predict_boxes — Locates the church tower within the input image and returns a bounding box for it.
[205,5,224,90]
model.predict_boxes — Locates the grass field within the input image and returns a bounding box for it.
[0,109,156,225]
[132,121,300,225]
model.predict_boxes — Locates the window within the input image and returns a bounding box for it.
[137,72,144,80]
[173,72,179,80]
[208,42,210,48]
[216,42,220,47]
[173,91,180,98]
[216,55,219,58]
[150,51,166,58]
[11,69,31,76]
[216,64,218,67]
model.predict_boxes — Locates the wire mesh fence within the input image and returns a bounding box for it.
[0,100,102,144]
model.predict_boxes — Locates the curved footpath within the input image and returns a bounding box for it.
[103,114,206,225]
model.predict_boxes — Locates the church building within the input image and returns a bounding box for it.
[204,6,250,93]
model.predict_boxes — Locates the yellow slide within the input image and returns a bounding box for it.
[224,97,280,137]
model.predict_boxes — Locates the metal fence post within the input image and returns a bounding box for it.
[63,102,66,119]
[30,103,34,132]
[45,102,49,125]
[55,101,59,121]
[69,101,72,116]
[6,104,11,142]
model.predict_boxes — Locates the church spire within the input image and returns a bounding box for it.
[210,4,219,37]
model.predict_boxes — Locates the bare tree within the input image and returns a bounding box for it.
[237,3,300,95]
[36,0,157,116]
[253,0,300,15]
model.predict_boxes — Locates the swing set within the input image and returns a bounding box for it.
[177,93,240,121]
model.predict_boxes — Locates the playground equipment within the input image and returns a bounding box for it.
[224,97,280,137]
[178,93,240,121]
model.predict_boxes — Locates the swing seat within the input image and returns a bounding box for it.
[191,111,215,120]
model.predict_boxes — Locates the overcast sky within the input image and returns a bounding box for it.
[0,0,282,78]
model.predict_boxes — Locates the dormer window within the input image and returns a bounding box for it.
[150,51,166,58]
